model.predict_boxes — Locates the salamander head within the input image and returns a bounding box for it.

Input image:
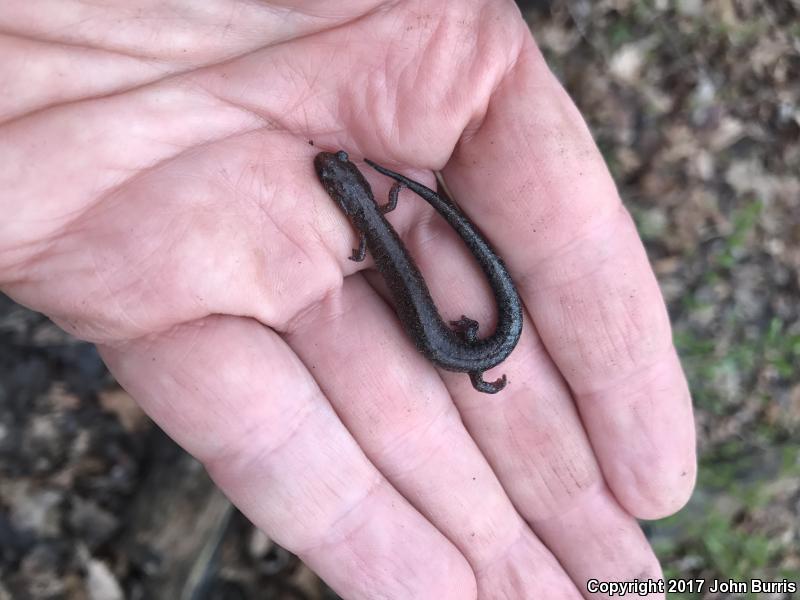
[314,150,374,218]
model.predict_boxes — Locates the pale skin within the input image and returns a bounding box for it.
[0,1,696,598]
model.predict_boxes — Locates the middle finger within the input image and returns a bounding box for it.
[286,274,582,597]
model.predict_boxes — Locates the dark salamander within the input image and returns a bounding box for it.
[314,150,523,394]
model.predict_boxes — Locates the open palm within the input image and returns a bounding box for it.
[1,1,696,598]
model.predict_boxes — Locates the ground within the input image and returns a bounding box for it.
[1,1,798,599]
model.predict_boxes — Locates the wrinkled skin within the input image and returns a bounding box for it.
[0,1,695,598]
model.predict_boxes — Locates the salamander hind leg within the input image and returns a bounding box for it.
[469,371,507,394]
[450,315,480,343]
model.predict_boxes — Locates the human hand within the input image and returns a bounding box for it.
[0,1,695,598]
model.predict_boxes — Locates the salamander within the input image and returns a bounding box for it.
[314,150,522,394]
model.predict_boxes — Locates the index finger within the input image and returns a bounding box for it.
[446,37,696,520]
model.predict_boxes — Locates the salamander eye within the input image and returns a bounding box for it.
[335,150,349,162]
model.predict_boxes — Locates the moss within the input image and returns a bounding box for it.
[652,444,796,595]
[713,199,762,270]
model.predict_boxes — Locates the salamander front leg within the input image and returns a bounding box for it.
[349,232,367,262]
[469,371,508,394]
[379,182,403,214]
